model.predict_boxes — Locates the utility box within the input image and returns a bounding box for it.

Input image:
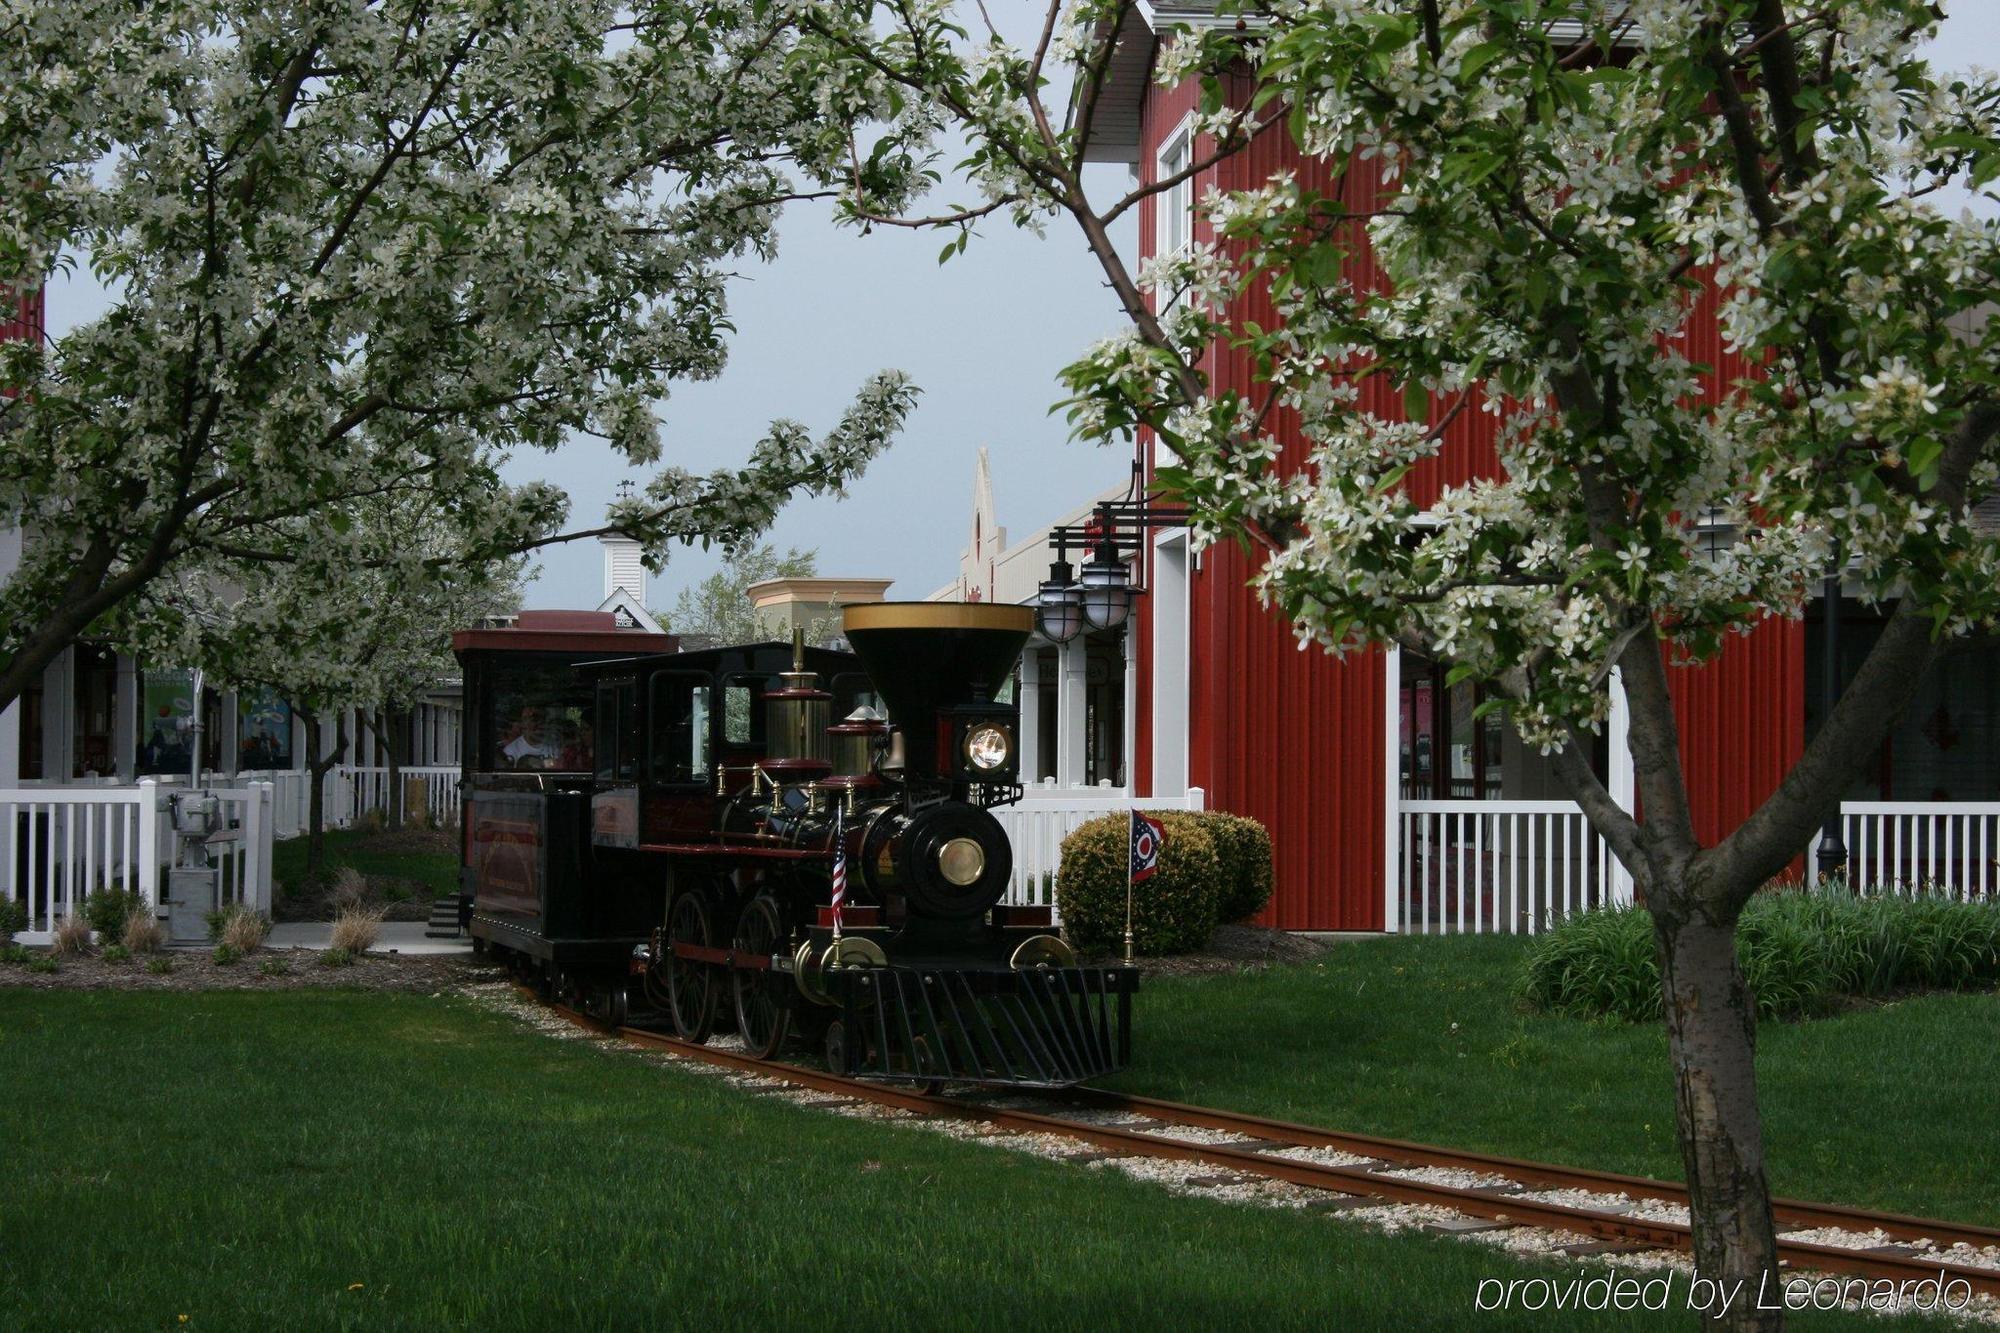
[167,865,219,944]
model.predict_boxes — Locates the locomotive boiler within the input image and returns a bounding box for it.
[454,602,1136,1088]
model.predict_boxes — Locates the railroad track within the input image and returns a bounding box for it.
[539,999,2000,1302]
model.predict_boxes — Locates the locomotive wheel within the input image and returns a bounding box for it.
[823,1019,848,1075]
[731,895,792,1060]
[663,891,718,1044]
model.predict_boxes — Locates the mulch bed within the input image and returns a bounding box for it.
[0,950,495,994]
[6,924,1327,995]
[1108,925,1339,979]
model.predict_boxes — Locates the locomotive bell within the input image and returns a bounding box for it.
[840,602,1031,779]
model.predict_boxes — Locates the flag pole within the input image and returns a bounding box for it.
[1124,811,1136,966]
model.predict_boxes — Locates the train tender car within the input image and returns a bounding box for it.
[456,601,1137,1088]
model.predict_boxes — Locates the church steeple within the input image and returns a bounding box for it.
[960,447,1005,602]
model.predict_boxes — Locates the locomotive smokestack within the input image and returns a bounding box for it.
[840,602,1031,776]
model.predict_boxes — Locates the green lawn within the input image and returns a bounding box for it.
[0,990,1929,1331]
[271,826,460,902]
[1109,935,2000,1226]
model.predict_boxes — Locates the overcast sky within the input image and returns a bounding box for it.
[42,7,2000,616]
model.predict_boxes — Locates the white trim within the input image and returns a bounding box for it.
[1153,111,1196,295]
[595,589,664,634]
[1383,643,1402,933]
[1149,527,1191,796]
[1606,667,1635,905]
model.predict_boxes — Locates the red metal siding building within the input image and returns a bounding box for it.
[1103,14,1805,930]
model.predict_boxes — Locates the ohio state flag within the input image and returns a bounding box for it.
[1129,811,1165,884]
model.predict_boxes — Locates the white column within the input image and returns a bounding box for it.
[1120,624,1136,793]
[1150,531,1190,797]
[1055,634,1088,788]
[1018,647,1042,785]
[1607,667,1636,906]
[1383,644,1403,933]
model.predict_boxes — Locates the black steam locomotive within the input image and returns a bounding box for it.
[452,602,1136,1087]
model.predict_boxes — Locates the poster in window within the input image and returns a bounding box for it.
[237,688,293,772]
[137,668,197,776]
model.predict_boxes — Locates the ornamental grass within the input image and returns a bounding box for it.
[50,914,94,957]
[120,908,167,955]
[329,904,385,955]
[220,907,273,953]
[1520,884,2000,1022]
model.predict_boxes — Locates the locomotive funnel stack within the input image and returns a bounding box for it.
[453,604,1138,1088]
[841,602,1030,784]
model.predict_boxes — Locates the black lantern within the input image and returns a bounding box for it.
[1078,546,1133,631]
[1038,457,1187,643]
[1036,559,1086,644]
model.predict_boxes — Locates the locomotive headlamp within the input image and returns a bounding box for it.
[963,723,1012,772]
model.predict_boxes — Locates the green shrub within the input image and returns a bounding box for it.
[1202,813,1275,922]
[1,943,33,965]
[26,956,58,974]
[259,958,291,978]
[212,943,241,966]
[0,896,23,945]
[1056,812,1221,957]
[1521,886,2000,1023]
[147,957,175,976]
[319,947,354,968]
[1518,907,1661,1021]
[203,909,231,942]
[101,944,132,964]
[83,887,141,938]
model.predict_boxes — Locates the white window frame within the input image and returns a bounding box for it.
[1153,114,1196,296]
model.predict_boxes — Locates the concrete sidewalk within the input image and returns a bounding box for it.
[267,920,473,956]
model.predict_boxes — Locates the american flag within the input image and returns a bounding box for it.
[829,804,847,935]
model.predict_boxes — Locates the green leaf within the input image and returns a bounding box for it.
[1404,381,1430,422]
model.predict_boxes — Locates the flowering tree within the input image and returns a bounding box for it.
[131,490,519,871]
[0,0,919,716]
[800,0,2000,1321]
[655,541,819,647]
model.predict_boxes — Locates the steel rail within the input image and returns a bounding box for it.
[1056,1087,2000,1255]
[533,1000,2000,1300]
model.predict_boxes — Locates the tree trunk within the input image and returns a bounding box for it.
[296,707,347,881]
[384,707,406,831]
[1655,907,1782,1332]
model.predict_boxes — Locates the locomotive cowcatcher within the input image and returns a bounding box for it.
[452,602,1137,1087]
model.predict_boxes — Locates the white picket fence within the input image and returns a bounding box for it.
[1808,801,2000,898]
[995,784,1207,922]
[1,779,274,944]
[226,764,460,839]
[1397,799,1633,935]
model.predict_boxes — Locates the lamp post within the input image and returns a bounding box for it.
[1815,556,1848,886]
[1035,490,1187,645]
